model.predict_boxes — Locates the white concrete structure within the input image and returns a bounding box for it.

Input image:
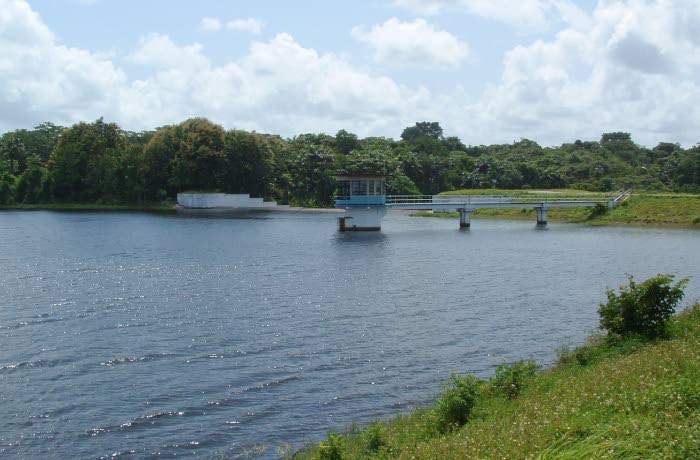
[338,207,388,231]
[177,193,287,209]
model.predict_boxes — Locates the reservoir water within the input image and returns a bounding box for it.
[1,211,698,459]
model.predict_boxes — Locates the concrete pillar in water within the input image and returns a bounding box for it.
[458,208,472,228]
[536,206,548,225]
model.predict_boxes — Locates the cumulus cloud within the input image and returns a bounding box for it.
[226,18,264,34]
[0,0,428,135]
[392,0,555,31]
[0,0,126,128]
[467,0,700,146]
[1,0,700,148]
[352,17,469,67]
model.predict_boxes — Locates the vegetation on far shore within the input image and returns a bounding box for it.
[1,119,699,211]
[292,275,699,459]
[410,191,700,228]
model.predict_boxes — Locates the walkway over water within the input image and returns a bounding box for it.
[335,177,630,231]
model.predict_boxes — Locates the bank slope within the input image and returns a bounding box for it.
[294,305,700,459]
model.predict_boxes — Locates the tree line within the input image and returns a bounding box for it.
[0,118,698,207]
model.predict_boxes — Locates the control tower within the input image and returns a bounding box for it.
[334,176,387,231]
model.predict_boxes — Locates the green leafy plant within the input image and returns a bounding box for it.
[363,422,386,454]
[317,433,343,460]
[598,274,688,339]
[588,202,609,218]
[488,360,540,399]
[434,373,482,432]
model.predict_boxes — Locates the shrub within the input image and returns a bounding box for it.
[588,202,608,218]
[363,422,386,454]
[317,433,343,460]
[434,373,482,432]
[489,360,540,399]
[598,274,688,339]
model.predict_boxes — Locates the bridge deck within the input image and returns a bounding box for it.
[384,195,608,211]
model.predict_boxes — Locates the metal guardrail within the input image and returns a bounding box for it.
[385,193,616,206]
[336,190,628,207]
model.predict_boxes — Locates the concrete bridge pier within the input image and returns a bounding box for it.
[536,206,549,226]
[458,208,473,228]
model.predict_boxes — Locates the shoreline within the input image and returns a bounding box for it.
[2,197,698,229]
[0,203,343,214]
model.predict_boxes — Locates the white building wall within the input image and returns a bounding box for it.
[177,193,280,209]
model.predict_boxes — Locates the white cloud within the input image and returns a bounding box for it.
[0,0,126,127]
[352,17,469,67]
[392,0,557,31]
[200,17,222,32]
[1,0,700,148]
[0,0,430,136]
[391,0,456,15]
[226,18,264,34]
[465,0,700,146]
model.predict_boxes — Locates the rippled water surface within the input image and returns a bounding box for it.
[1,211,698,458]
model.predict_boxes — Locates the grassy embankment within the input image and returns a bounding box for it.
[411,190,700,228]
[0,202,177,213]
[293,303,700,459]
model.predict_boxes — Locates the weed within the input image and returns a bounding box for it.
[489,360,540,398]
[434,373,482,432]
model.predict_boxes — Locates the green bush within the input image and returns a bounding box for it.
[317,433,343,460]
[434,373,482,432]
[598,274,688,339]
[588,202,608,218]
[363,422,386,454]
[488,360,540,399]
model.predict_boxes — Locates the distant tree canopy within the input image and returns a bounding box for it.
[401,122,444,142]
[0,119,698,206]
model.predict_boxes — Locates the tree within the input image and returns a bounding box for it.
[169,118,225,192]
[49,118,124,202]
[143,125,179,199]
[0,133,26,175]
[335,129,360,155]
[221,130,275,198]
[442,136,467,152]
[286,137,336,207]
[400,121,444,142]
[600,132,632,144]
[14,156,48,203]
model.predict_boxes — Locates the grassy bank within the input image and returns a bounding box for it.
[294,303,700,459]
[412,191,700,228]
[0,202,177,213]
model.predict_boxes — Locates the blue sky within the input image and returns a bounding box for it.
[2,0,699,146]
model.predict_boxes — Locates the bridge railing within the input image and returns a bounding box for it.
[386,193,614,205]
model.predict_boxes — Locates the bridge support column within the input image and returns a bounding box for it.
[536,207,548,226]
[458,208,472,228]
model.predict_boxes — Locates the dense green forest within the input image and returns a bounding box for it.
[0,118,698,207]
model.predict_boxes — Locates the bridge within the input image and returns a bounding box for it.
[334,175,630,231]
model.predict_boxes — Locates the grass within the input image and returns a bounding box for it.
[411,190,700,228]
[0,202,177,213]
[292,304,700,459]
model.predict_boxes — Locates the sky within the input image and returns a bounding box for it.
[1,0,699,147]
